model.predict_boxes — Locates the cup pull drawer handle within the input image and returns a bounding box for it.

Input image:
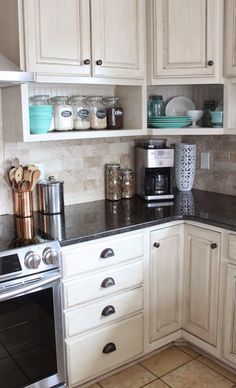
[210,243,217,249]
[100,248,115,259]
[101,277,115,288]
[102,342,116,354]
[153,242,160,248]
[101,305,116,317]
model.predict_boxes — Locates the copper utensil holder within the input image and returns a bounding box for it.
[15,216,34,239]
[13,190,33,217]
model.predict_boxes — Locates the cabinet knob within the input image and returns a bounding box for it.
[101,277,115,288]
[208,60,214,66]
[210,243,217,249]
[83,59,91,65]
[100,248,115,259]
[96,59,103,66]
[101,305,116,317]
[102,342,117,354]
[153,242,160,248]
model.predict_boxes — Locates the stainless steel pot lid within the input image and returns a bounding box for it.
[38,176,64,186]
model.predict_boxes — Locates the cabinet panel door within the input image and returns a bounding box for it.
[224,0,236,76]
[23,0,91,75]
[153,0,215,78]
[91,0,145,79]
[183,225,221,346]
[222,264,236,366]
[150,225,183,342]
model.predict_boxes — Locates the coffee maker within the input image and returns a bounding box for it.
[135,139,174,201]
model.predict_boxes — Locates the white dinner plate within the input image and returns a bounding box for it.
[165,96,196,116]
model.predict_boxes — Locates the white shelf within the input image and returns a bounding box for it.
[148,127,224,136]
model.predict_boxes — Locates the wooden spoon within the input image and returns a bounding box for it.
[9,167,17,183]
[19,180,31,192]
[30,169,41,191]
[15,166,23,184]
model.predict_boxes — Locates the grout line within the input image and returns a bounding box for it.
[158,358,196,379]
[196,357,236,384]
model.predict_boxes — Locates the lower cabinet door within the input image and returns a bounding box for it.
[66,314,144,386]
[222,264,236,367]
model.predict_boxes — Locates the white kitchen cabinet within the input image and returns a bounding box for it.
[149,225,184,342]
[0,0,145,81]
[183,225,221,346]
[222,264,236,367]
[224,0,236,77]
[147,0,223,84]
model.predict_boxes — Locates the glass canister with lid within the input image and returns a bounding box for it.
[30,94,50,105]
[105,163,121,201]
[121,168,134,198]
[70,95,90,130]
[52,96,73,131]
[86,96,107,130]
[147,95,165,118]
[103,97,124,129]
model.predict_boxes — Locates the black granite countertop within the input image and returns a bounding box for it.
[1,189,236,251]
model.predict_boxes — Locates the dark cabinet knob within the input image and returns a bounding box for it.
[100,248,115,259]
[96,59,103,65]
[102,342,116,354]
[101,277,115,288]
[101,305,116,316]
[83,59,91,65]
[153,242,160,248]
[208,60,214,66]
[210,243,217,249]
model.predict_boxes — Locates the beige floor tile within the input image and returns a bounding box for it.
[85,384,101,388]
[99,364,156,388]
[140,346,192,377]
[176,344,200,358]
[161,359,233,388]
[198,355,236,383]
[143,379,170,387]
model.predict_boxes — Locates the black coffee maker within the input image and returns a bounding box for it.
[135,139,174,200]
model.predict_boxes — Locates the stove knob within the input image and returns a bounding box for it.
[24,251,41,269]
[43,248,59,265]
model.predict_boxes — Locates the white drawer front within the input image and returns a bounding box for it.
[63,260,143,308]
[66,314,144,386]
[64,287,143,337]
[61,232,144,278]
[228,234,236,262]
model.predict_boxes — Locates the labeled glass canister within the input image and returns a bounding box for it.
[103,97,124,129]
[105,163,121,201]
[86,96,107,130]
[70,95,90,130]
[121,168,134,198]
[52,96,73,131]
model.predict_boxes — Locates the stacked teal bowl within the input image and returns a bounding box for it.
[29,105,53,134]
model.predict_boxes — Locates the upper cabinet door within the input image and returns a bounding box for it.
[152,0,216,79]
[224,0,236,76]
[23,0,91,75]
[90,0,145,79]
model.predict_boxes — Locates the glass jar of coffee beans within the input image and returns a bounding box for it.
[121,168,134,198]
[105,163,121,201]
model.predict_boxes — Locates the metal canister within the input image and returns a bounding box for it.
[38,176,64,214]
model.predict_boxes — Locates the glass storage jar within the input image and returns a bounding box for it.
[147,95,165,118]
[121,168,134,198]
[30,95,50,105]
[105,163,121,201]
[52,96,73,131]
[103,97,124,129]
[70,95,90,130]
[86,96,107,130]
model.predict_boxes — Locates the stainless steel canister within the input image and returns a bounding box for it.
[38,176,64,214]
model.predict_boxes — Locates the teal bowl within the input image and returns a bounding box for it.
[30,115,52,134]
[29,104,53,111]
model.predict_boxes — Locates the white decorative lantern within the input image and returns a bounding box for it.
[175,143,196,191]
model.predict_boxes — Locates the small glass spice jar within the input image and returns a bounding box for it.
[103,97,124,129]
[52,96,73,131]
[70,95,90,130]
[121,168,134,199]
[105,163,121,201]
[86,96,107,130]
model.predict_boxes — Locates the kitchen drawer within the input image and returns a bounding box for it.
[66,314,144,386]
[64,286,143,337]
[61,231,144,278]
[63,259,143,308]
[228,234,236,262]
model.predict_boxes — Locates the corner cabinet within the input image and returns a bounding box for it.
[147,0,223,84]
[183,225,221,346]
[224,0,236,77]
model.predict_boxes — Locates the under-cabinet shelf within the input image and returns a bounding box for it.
[148,127,224,136]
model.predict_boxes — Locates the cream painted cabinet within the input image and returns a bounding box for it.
[183,225,221,346]
[149,225,183,342]
[148,0,222,83]
[222,264,236,366]
[224,0,236,76]
[21,0,145,79]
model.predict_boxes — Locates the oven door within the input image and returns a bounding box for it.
[0,271,65,388]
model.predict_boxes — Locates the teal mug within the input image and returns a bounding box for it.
[210,111,223,128]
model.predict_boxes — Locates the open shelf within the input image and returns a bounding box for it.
[148,127,224,136]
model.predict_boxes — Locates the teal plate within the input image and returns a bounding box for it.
[148,123,191,128]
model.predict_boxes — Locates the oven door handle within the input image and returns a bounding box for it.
[0,274,60,302]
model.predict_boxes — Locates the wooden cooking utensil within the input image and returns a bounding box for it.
[30,169,41,191]
[23,168,32,182]
[15,166,23,184]
[9,167,17,183]
[19,180,31,192]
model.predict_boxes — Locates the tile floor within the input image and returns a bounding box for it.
[87,345,236,388]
